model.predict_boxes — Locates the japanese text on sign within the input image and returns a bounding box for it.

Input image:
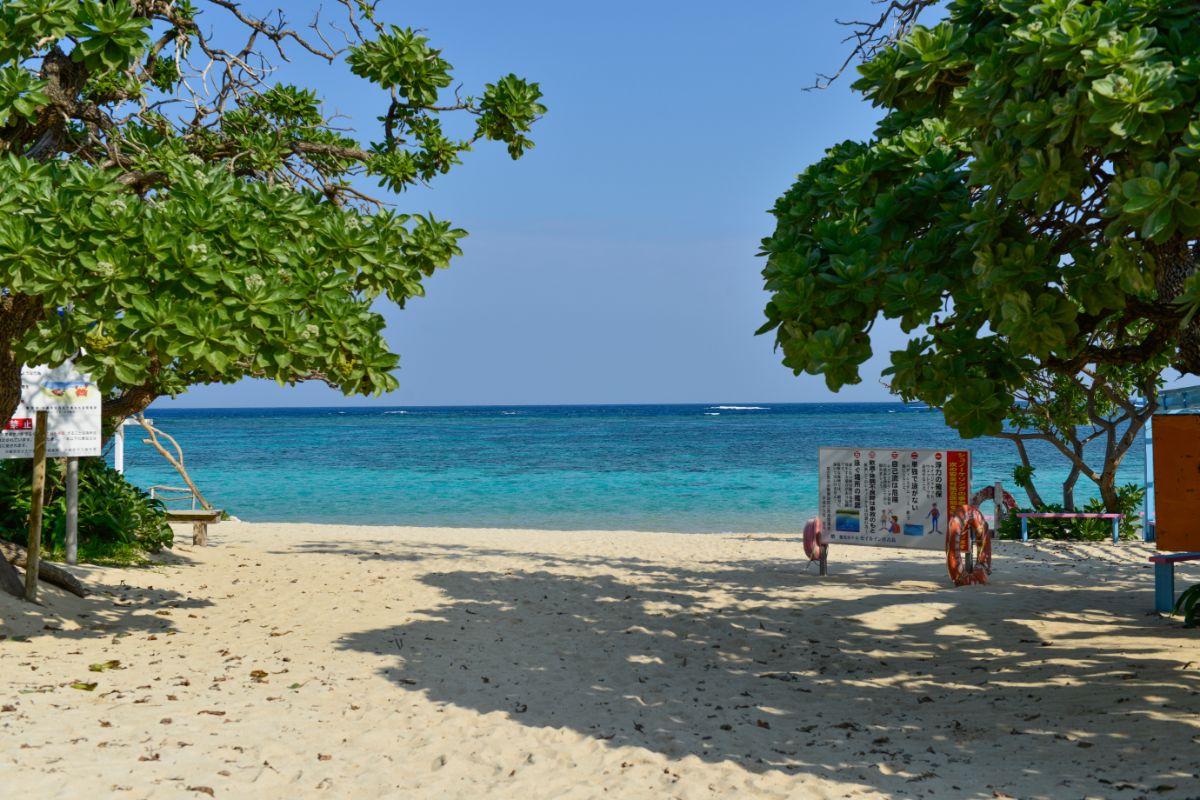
[818,447,970,550]
[0,363,102,459]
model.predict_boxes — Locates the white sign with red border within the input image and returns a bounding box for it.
[818,447,971,550]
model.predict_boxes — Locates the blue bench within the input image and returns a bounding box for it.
[1149,552,1200,613]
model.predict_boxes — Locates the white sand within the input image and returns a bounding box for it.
[2,522,1199,799]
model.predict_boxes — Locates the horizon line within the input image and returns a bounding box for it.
[148,399,920,411]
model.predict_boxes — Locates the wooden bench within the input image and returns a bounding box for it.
[1149,552,1200,613]
[1016,512,1123,544]
[165,509,223,547]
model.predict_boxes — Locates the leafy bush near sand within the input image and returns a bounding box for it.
[0,458,172,562]
[996,484,1145,542]
[1175,584,1200,628]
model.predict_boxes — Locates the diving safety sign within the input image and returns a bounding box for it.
[0,363,102,459]
[818,447,970,550]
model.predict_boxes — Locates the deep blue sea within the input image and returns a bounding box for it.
[114,403,1147,532]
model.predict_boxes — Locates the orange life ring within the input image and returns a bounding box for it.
[945,504,992,586]
[970,485,1017,512]
[803,517,825,562]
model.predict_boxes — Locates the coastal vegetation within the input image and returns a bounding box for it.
[998,356,1161,513]
[0,457,171,563]
[761,0,1198,514]
[0,0,544,431]
[761,1,1198,430]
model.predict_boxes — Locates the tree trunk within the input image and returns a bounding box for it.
[1098,472,1120,513]
[0,294,42,428]
[100,378,159,446]
[0,539,88,597]
[1150,238,1200,374]
[0,556,23,598]
[1062,464,1080,511]
[1009,436,1045,508]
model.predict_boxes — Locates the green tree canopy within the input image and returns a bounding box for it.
[761,0,1199,438]
[0,0,544,426]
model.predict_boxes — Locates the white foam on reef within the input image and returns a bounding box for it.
[704,412,720,416]
[500,411,518,415]
[709,406,768,410]
[383,410,409,415]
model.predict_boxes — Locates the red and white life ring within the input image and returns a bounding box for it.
[945,504,992,586]
[970,485,1017,513]
[803,517,825,562]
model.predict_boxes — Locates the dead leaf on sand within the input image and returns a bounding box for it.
[89,660,121,672]
[70,682,98,691]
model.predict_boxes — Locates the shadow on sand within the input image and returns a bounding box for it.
[293,538,1197,796]
[0,548,212,642]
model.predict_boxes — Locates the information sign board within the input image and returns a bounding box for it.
[0,363,101,459]
[818,447,970,550]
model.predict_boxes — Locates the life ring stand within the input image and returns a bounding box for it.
[970,485,1017,514]
[803,518,828,575]
[945,504,991,586]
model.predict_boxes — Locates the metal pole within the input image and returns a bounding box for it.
[24,410,48,603]
[1143,416,1154,542]
[66,457,78,565]
[114,422,125,474]
[1112,516,1119,545]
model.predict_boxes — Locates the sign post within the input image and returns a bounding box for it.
[1,362,101,595]
[66,457,79,565]
[24,410,47,602]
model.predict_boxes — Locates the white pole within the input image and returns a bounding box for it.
[1144,416,1154,542]
[114,423,125,474]
[66,457,78,565]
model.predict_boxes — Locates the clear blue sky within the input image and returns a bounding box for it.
[158,1,937,408]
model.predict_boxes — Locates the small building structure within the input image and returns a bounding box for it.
[1145,385,1200,549]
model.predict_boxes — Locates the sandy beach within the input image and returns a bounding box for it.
[2,522,1198,799]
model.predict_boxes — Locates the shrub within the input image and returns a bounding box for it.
[0,458,172,561]
[997,484,1144,542]
[1174,584,1200,628]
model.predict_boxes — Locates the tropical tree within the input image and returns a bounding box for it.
[0,0,545,429]
[760,0,1200,449]
[999,355,1161,511]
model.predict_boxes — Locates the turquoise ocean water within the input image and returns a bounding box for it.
[116,403,1147,532]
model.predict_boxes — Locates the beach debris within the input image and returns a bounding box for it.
[88,660,122,672]
[249,670,268,683]
[186,788,215,797]
[70,681,97,691]
[318,753,332,761]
